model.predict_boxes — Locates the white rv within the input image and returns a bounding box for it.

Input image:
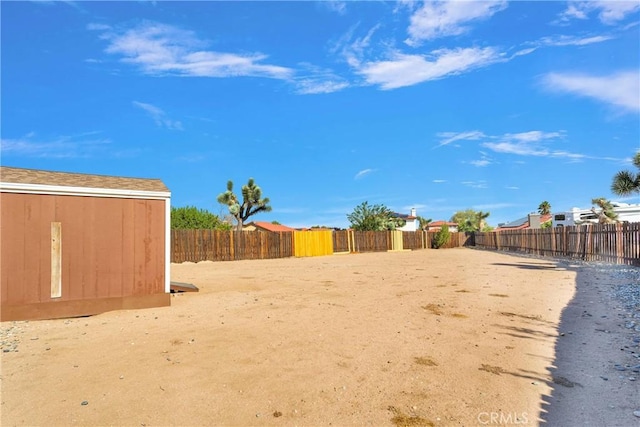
[552,203,640,227]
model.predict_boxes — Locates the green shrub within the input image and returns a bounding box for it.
[171,206,231,230]
[432,225,451,249]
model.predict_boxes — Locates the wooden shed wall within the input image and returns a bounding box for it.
[1,192,169,321]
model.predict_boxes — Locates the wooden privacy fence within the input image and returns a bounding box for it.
[171,230,293,263]
[171,229,473,263]
[403,231,475,249]
[475,223,640,266]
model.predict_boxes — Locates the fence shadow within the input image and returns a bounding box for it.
[491,262,565,271]
[539,263,639,426]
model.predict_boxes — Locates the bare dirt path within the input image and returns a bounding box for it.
[2,249,579,426]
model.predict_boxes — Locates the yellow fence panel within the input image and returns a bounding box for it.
[293,230,334,257]
[389,230,404,251]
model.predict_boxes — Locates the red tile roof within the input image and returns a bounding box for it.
[249,221,296,232]
[429,221,458,227]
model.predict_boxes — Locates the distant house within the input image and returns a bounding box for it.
[427,221,458,232]
[497,213,551,231]
[394,208,420,232]
[243,221,295,232]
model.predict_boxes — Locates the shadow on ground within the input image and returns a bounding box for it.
[539,261,640,426]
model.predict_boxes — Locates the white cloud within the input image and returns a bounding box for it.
[94,21,293,79]
[505,131,565,142]
[469,159,491,167]
[354,168,375,179]
[505,186,519,190]
[432,179,447,183]
[435,129,628,163]
[461,180,488,189]
[0,132,111,158]
[405,0,507,45]
[537,34,615,47]
[133,101,183,130]
[358,47,504,90]
[295,79,349,94]
[334,23,382,69]
[435,130,485,148]
[542,70,640,112]
[559,1,640,25]
[321,1,347,15]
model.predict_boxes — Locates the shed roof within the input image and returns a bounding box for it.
[0,166,169,193]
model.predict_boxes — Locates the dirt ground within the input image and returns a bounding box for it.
[0,248,597,426]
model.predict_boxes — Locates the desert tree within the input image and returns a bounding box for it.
[538,201,551,215]
[611,151,640,197]
[347,202,405,231]
[591,197,618,224]
[217,178,272,231]
[451,209,491,232]
[171,206,232,230]
[417,215,432,230]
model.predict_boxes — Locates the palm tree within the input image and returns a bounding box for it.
[611,151,640,197]
[538,201,551,215]
[417,216,432,230]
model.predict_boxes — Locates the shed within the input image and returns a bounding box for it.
[0,166,171,321]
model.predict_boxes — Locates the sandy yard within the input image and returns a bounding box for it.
[1,248,593,426]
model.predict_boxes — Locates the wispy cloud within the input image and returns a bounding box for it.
[294,63,349,94]
[91,21,293,80]
[536,34,615,47]
[295,79,349,95]
[505,186,519,190]
[435,130,485,148]
[432,179,447,183]
[354,168,375,180]
[0,131,111,158]
[405,0,508,45]
[357,47,504,90]
[558,1,640,25]
[321,1,347,15]
[542,70,639,113]
[481,130,584,160]
[461,180,488,189]
[467,151,493,167]
[435,129,627,163]
[133,101,183,130]
[505,131,565,142]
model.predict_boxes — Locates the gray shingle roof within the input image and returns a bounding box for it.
[0,166,169,193]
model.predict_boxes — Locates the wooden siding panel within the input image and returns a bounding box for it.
[1,193,26,304]
[148,199,165,293]
[120,199,136,298]
[24,195,47,304]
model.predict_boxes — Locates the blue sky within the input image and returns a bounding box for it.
[2,1,639,228]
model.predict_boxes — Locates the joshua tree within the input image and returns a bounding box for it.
[476,211,490,231]
[217,178,272,231]
[538,201,551,215]
[591,197,618,224]
[611,151,640,197]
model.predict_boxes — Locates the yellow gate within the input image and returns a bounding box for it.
[293,230,334,257]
